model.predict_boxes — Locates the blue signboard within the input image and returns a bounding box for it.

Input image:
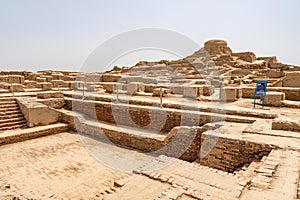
[254,80,268,108]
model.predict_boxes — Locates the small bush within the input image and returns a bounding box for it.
[159,60,169,64]
[113,66,121,71]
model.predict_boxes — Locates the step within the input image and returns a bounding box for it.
[0,109,22,115]
[242,150,300,199]
[250,150,281,190]
[282,100,300,108]
[0,97,14,102]
[0,116,26,124]
[0,101,18,105]
[0,119,27,129]
[235,157,266,178]
[0,100,17,105]
[0,103,19,109]
[224,115,256,123]
[0,123,70,145]
[0,124,27,131]
[0,113,23,120]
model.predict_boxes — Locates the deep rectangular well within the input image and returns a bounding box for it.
[199,132,273,172]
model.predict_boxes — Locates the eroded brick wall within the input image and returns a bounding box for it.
[199,133,273,172]
[65,99,221,132]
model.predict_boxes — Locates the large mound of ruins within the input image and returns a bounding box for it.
[0,40,300,200]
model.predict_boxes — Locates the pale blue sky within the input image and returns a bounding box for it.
[0,0,299,71]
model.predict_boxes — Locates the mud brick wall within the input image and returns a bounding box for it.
[0,76,9,83]
[257,56,277,63]
[163,127,204,161]
[61,111,78,130]
[272,117,300,132]
[0,71,26,76]
[64,111,204,162]
[199,133,273,172]
[65,99,223,132]
[232,52,256,63]
[76,118,165,152]
[241,86,300,101]
[0,124,69,146]
[269,87,300,101]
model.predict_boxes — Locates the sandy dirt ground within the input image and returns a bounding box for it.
[0,132,126,199]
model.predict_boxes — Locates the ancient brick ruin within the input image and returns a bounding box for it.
[0,40,300,199]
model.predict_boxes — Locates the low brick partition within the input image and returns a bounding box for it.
[278,87,300,101]
[283,71,300,87]
[101,82,116,93]
[9,84,24,92]
[242,86,300,101]
[241,86,255,98]
[264,92,285,106]
[36,91,65,109]
[232,52,256,62]
[127,82,145,94]
[183,86,202,99]
[39,82,53,90]
[0,123,69,146]
[220,86,242,102]
[101,74,122,82]
[272,116,300,132]
[37,91,64,99]
[37,98,65,109]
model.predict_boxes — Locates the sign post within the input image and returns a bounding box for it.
[116,83,119,102]
[254,80,268,108]
[154,79,162,107]
[160,87,163,107]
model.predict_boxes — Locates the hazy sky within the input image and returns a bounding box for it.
[0,0,299,71]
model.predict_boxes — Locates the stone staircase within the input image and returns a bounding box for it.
[240,149,300,200]
[0,97,27,131]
